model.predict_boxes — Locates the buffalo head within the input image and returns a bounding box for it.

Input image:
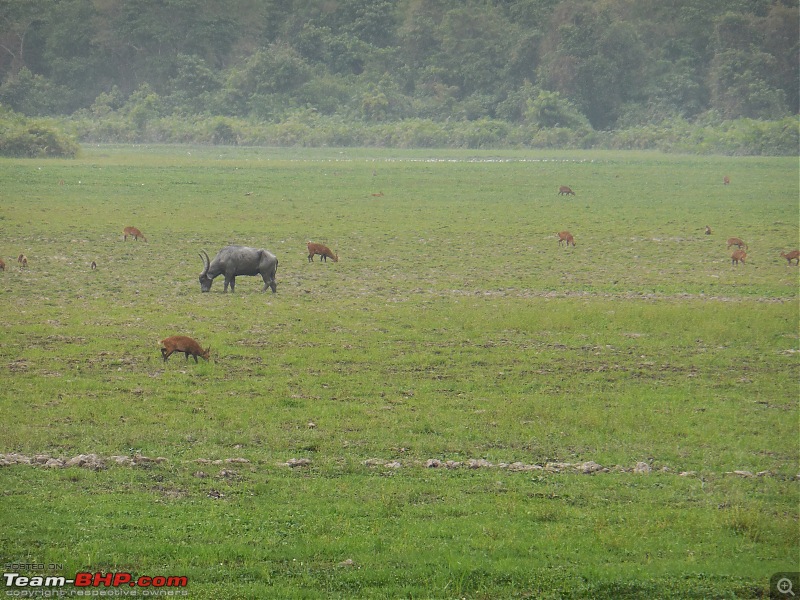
[199,250,213,292]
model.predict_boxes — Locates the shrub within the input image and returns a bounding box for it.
[64,106,798,156]
[0,112,79,157]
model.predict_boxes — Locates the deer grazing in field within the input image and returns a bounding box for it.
[17,254,27,267]
[557,231,575,247]
[371,191,384,197]
[723,176,730,185]
[726,237,747,250]
[731,249,747,265]
[704,225,712,235]
[558,186,575,196]
[0,258,5,271]
[780,250,800,265]
[159,336,210,363]
[123,226,147,242]
[307,241,338,262]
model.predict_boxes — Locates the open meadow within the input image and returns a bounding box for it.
[0,146,798,598]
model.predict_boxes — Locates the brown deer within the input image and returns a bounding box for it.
[704,225,712,235]
[557,231,575,247]
[91,261,97,270]
[558,186,575,195]
[17,254,27,267]
[780,250,800,265]
[731,249,747,265]
[123,226,147,242]
[371,191,384,197]
[723,176,730,185]
[159,336,210,363]
[726,237,747,250]
[0,258,5,271]
[307,242,338,262]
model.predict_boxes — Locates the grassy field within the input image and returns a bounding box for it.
[0,145,797,598]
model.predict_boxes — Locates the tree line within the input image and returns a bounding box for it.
[0,0,797,154]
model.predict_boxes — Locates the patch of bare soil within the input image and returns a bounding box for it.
[3,453,789,480]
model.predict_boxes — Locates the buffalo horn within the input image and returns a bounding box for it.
[199,250,210,277]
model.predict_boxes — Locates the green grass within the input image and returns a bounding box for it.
[0,146,797,598]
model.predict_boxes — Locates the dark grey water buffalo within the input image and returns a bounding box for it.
[199,246,278,293]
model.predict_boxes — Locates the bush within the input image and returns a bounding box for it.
[64,107,798,155]
[450,118,507,148]
[0,111,79,157]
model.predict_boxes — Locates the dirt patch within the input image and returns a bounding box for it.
[0,453,791,480]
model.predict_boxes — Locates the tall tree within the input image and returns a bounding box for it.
[709,11,790,119]
[0,0,51,76]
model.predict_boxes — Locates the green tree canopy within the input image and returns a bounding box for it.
[0,0,795,129]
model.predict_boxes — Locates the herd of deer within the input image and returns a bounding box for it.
[0,254,27,272]
[722,236,800,266]
[7,177,798,365]
[557,182,798,267]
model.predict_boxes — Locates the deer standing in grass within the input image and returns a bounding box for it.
[780,250,800,265]
[727,237,747,250]
[723,176,730,185]
[307,242,338,262]
[123,226,147,242]
[705,225,712,235]
[17,254,27,267]
[159,336,210,363]
[731,250,747,265]
[0,258,5,271]
[557,231,575,247]
[558,186,575,195]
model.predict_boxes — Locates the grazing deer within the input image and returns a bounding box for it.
[557,231,575,247]
[780,250,800,265]
[0,258,5,271]
[726,237,747,250]
[705,225,712,235]
[17,254,27,267]
[371,191,384,197]
[123,226,147,242]
[723,176,730,185]
[731,249,747,265]
[91,261,97,270]
[558,186,575,195]
[307,241,338,263]
[159,336,210,363]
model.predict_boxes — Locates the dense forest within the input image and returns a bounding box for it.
[0,0,798,153]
